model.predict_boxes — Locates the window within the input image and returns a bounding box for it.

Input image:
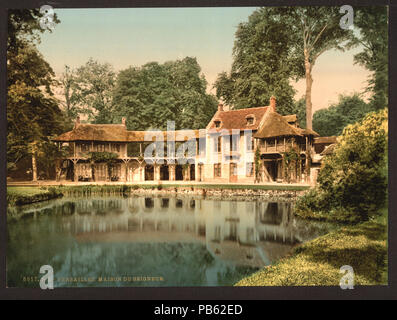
[96,144,105,152]
[246,162,254,177]
[246,136,254,151]
[214,136,222,153]
[246,117,254,125]
[214,120,221,128]
[214,163,222,177]
[80,143,90,152]
[230,135,239,151]
[111,144,120,152]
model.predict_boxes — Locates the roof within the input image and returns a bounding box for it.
[254,111,303,139]
[254,112,319,139]
[283,114,297,123]
[53,124,205,142]
[314,136,338,144]
[127,130,205,142]
[207,106,270,131]
[53,124,129,142]
[320,143,336,156]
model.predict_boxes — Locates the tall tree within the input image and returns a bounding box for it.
[71,58,116,123]
[113,57,218,130]
[270,7,354,129]
[352,6,388,110]
[7,10,64,178]
[214,8,301,115]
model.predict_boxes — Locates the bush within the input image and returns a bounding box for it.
[296,109,388,223]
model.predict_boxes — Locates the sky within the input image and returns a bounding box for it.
[37,8,371,112]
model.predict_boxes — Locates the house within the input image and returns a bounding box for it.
[53,96,333,184]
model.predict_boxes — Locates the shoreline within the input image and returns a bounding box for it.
[7,183,309,207]
[235,208,388,286]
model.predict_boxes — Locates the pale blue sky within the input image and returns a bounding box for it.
[38,8,370,111]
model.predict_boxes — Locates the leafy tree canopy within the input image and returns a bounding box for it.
[112,57,218,130]
[7,10,64,174]
[313,94,372,137]
[352,6,388,110]
[214,7,300,115]
[65,58,116,124]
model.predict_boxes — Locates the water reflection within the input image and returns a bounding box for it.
[7,196,331,288]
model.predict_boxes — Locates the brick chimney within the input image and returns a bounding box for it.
[122,117,126,126]
[218,103,224,112]
[270,96,276,112]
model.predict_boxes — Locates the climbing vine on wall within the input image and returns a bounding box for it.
[282,146,301,183]
[87,152,119,178]
[254,146,261,183]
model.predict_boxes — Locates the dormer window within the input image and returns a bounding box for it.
[214,120,221,128]
[245,114,255,126]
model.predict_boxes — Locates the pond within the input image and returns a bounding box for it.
[7,195,333,287]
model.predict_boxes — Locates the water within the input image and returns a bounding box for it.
[7,195,333,287]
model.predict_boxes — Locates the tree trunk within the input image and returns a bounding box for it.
[304,52,313,130]
[32,152,37,181]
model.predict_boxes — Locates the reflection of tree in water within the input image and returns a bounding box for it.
[7,216,74,288]
[8,196,334,287]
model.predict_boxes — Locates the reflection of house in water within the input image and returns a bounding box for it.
[56,197,305,268]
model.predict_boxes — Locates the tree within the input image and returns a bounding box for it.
[112,57,218,130]
[313,94,372,136]
[296,108,388,222]
[71,58,116,123]
[213,8,300,115]
[352,6,388,110]
[270,7,354,129]
[59,65,80,120]
[7,10,64,179]
[292,97,307,129]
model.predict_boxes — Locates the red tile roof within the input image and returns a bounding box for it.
[207,106,270,131]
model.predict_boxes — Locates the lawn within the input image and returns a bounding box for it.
[235,208,388,286]
[7,186,48,196]
[7,186,63,206]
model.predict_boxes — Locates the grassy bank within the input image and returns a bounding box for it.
[7,187,63,206]
[58,183,309,192]
[235,208,388,286]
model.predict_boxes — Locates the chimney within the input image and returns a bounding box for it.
[270,96,276,112]
[218,103,224,112]
[75,116,80,128]
[122,117,126,126]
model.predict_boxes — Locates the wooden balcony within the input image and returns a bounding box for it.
[259,141,307,154]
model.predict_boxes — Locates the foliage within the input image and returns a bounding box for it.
[235,213,387,286]
[352,6,388,111]
[296,109,388,222]
[254,146,261,182]
[282,145,301,183]
[65,58,116,123]
[7,10,65,176]
[291,97,306,128]
[87,152,118,164]
[313,94,373,136]
[213,7,299,114]
[112,57,218,130]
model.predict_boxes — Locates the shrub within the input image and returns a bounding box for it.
[296,109,388,223]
